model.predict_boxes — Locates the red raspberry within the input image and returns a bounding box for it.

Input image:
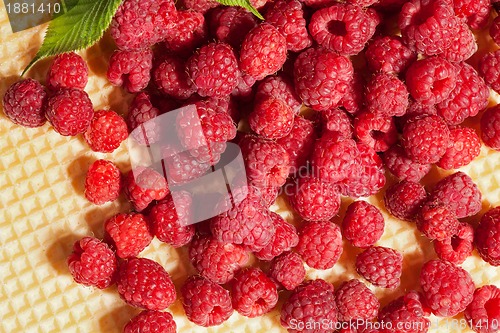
[302,0,337,7]
[126,92,161,145]
[209,6,258,49]
[231,268,279,318]
[164,10,207,56]
[490,15,500,46]
[249,96,294,140]
[378,291,431,333]
[480,105,500,151]
[365,72,409,117]
[46,52,88,91]
[382,144,431,182]
[353,111,398,152]
[153,54,194,100]
[309,4,379,56]
[465,285,500,333]
[420,259,475,316]
[254,212,299,261]
[294,47,353,111]
[84,159,122,205]
[441,21,477,63]
[181,0,219,13]
[453,0,491,30]
[188,235,249,284]
[254,185,280,208]
[2,78,47,127]
[479,50,500,94]
[104,212,153,259]
[162,149,211,185]
[107,49,152,94]
[365,35,417,74]
[342,200,385,248]
[188,42,239,98]
[356,246,403,288]
[83,110,128,153]
[335,279,380,322]
[277,116,316,175]
[280,279,338,333]
[45,88,93,136]
[340,72,364,114]
[322,108,353,138]
[403,100,439,121]
[255,75,302,114]
[437,126,481,170]
[123,167,169,212]
[123,310,176,333]
[475,206,500,266]
[231,74,257,103]
[67,237,117,289]
[269,252,306,290]
[296,220,343,270]
[384,180,427,222]
[117,257,177,310]
[434,222,474,265]
[240,23,287,80]
[417,201,460,241]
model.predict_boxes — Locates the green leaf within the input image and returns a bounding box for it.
[22,0,123,75]
[214,0,264,20]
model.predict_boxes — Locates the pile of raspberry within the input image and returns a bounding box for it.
[3,0,500,332]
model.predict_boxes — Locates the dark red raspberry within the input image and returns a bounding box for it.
[340,72,364,115]
[309,4,379,56]
[296,220,343,270]
[453,0,491,30]
[365,35,417,74]
[188,235,249,284]
[479,50,500,94]
[384,180,427,222]
[45,88,93,136]
[437,126,481,170]
[269,252,306,290]
[123,167,169,212]
[342,200,385,248]
[84,159,122,205]
[83,110,128,153]
[417,201,460,241]
[249,96,294,140]
[164,10,207,56]
[255,75,302,114]
[335,279,380,322]
[365,72,409,117]
[303,0,337,6]
[277,116,316,175]
[67,237,117,289]
[475,206,500,266]
[181,275,233,327]
[46,52,88,90]
[382,144,431,182]
[378,291,431,333]
[353,111,398,152]
[420,259,475,316]
[2,78,47,127]
[322,108,353,138]
[181,0,219,13]
[107,49,152,93]
[441,21,477,63]
[240,23,287,80]
[480,105,500,151]
[294,47,353,111]
[126,92,161,145]
[123,310,176,333]
[465,285,500,333]
[104,212,152,259]
[434,222,474,265]
[254,212,299,261]
[209,6,258,49]
[356,246,403,288]
[490,15,500,46]
[153,53,194,100]
[117,257,176,310]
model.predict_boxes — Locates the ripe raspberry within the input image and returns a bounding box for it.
[356,246,403,288]
[209,6,258,49]
[249,96,294,140]
[188,42,239,98]
[2,78,47,127]
[46,52,88,91]
[231,268,279,318]
[465,285,500,333]
[420,259,475,316]
[164,10,207,56]
[296,220,343,270]
[162,149,211,185]
[123,310,176,333]
[382,144,431,182]
[153,53,195,100]
[480,105,500,151]
[309,4,378,56]
[181,0,219,13]
[181,275,233,327]
[188,235,249,284]
[45,88,93,136]
[335,279,380,322]
[365,35,417,74]
[84,159,122,205]
[434,222,474,265]
[294,47,353,111]
[365,72,409,117]
[441,21,477,63]
[255,75,302,114]
[302,0,337,7]
[417,201,460,241]
[340,72,364,115]
[384,180,427,222]
[240,23,287,80]
[107,49,153,93]
[254,212,299,261]
[117,257,176,310]
[353,111,398,152]
[322,108,353,138]
[67,237,117,289]
[402,100,439,125]
[490,15,500,46]
[123,167,169,212]
[126,92,161,145]
[378,291,431,333]
[342,201,385,248]
[83,110,128,153]
[474,206,500,266]
[269,252,306,290]
[437,126,481,170]
[254,185,280,208]
[104,213,153,259]
[277,116,316,175]
[231,74,257,103]
[453,0,490,30]
[479,50,500,94]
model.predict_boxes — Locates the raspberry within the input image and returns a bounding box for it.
[107,49,153,94]
[117,257,176,311]
[335,279,380,322]
[429,171,482,218]
[45,88,93,136]
[378,291,431,333]
[434,222,474,264]
[265,0,312,52]
[437,126,481,170]
[288,175,341,221]
[420,259,475,316]
[302,0,337,7]
[309,4,378,56]
[188,42,239,98]
[479,50,500,94]
[153,53,195,100]
[162,149,211,184]
[365,72,409,117]
[465,285,500,333]
[83,110,128,153]
[123,310,176,333]
[417,201,460,241]
[84,159,122,205]
[480,105,500,151]
[181,0,219,13]
[255,75,302,114]
[269,252,306,290]
[353,111,398,152]
[356,246,403,288]
[296,220,343,270]
[490,15,500,46]
[294,47,353,111]
[254,212,299,261]
[384,180,427,222]
[104,212,153,259]
[123,167,169,212]
[249,96,294,140]
[453,0,491,30]
[382,144,431,182]
[46,52,88,91]
[322,108,353,138]
[277,116,316,175]
[126,92,161,145]
[231,268,279,318]
[67,237,117,289]
[365,35,417,74]
[209,6,258,49]
[441,21,477,63]
[164,10,207,56]
[231,74,256,103]
[240,23,287,80]
[340,72,364,115]
[475,206,500,266]
[280,279,338,333]
[2,78,47,127]
[342,200,385,248]
[181,276,233,327]
[254,185,280,208]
